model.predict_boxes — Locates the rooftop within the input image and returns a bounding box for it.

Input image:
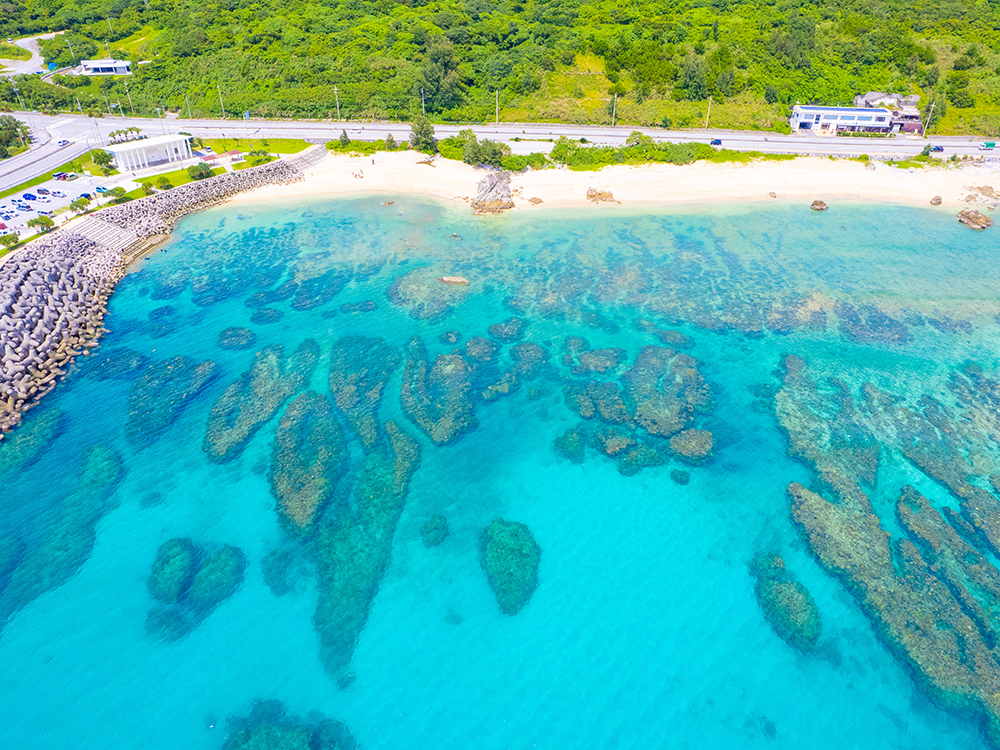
[81,59,131,67]
[104,134,190,153]
[794,105,893,114]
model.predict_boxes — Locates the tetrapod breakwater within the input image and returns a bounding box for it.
[0,148,325,437]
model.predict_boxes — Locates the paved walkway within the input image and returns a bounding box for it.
[0,32,59,77]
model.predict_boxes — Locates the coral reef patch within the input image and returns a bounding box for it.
[223,700,358,750]
[750,553,822,652]
[204,341,319,463]
[420,514,449,547]
[217,327,257,350]
[127,356,217,445]
[479,518,541,615]
[269,392,347,535]
[329,336,402,450]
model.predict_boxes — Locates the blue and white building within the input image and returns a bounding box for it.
[790,105,893,135]
[80,59,132,76]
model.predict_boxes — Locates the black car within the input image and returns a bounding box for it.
[77,193,92,201]
[710,138,722,146]
[930,145,944,153]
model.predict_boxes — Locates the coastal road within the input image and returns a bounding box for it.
[1,110,996,193]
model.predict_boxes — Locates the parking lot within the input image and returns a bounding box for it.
[1,171,139,242]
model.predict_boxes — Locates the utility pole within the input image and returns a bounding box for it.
[76,97,83,116]
[123,78,134,114]
[103,91,113,117]
[66,38,76,66]
[421,88,425,115]
[334,86,340,119]
[927,101,936,136]
[105,41,112,57]
[185,92,192,119]
[705,95,712,130]
[217,82,226,119]
[611,94,617,128]
[495,89,499,126]
[106,18,114,35]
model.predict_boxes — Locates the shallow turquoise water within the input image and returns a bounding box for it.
[0,196,997,749]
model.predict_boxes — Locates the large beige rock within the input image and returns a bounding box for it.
[958,209,993,231]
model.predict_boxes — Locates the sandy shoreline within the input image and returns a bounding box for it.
[226,150,1000,213]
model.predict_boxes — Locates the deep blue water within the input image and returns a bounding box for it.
[0,196,997,749]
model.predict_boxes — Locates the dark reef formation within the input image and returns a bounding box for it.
[557,340,715,475]
[87,347,148,379]
[479,518,541,615]
[127,356,217,445]
[0,445,123,631]
[420,514,449,547]
[223,700,358,750]
[0,406,61,482]
[269,392,347,535]
[204,341,319,463]
[217,327,257,350]
[400,336,478,445]
[313,420,420,675]
[329,336,402,450]
[750,554,822,652]
[145,538,246,641]
[773,354,1000,742]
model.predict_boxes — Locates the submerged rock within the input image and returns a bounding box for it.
[669,428,715,464]
[127,356,217,445]
[553,425,587,463]
[0,445,123,631]
[217,327,257,350]
[147,538,198,603]
[204,341,319,463]
[420,514,449,547]
[269,392,347,535]
[750,553,822,651]
[328,336,402,450]
[88,348,148,379]
[0,407,61,482]
[223,700,358,750]
[488,317,527,343]
[313,421,420,675]
[400,336,478,445]
[187,544,247,615]
[479,518,541,615]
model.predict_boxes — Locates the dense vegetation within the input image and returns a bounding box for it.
[1,0,999,134]
[0,114,30,159]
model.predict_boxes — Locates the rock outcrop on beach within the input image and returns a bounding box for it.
[471,171,515,214]
[587,187,616,203]
[810,200,828,211]
[269,392,347,535]
[958,208,992,230]
[204,341,319,463]
[930,195,943,206]
[480,518,541,615]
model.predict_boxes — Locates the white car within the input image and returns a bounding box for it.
[51,191,65,198]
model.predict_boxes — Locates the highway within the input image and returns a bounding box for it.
[1,110,996,195]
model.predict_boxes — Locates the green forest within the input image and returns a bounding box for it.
[1,0,999,134]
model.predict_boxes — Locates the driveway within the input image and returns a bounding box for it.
[0,32,60,77]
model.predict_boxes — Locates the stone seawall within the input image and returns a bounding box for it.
[0,149,322,437]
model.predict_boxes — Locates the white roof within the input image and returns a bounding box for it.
[105,134,189,153]
[81,59,131,66]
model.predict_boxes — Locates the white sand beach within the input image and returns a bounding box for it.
[227,149,1000,212]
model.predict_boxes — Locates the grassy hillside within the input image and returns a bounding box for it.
[0,0,998,135]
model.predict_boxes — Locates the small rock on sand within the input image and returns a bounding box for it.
[810,200,828,211]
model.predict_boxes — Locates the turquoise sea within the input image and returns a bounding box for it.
[2,195,999,749]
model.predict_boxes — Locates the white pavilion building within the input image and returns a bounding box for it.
[105,134,194,171]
